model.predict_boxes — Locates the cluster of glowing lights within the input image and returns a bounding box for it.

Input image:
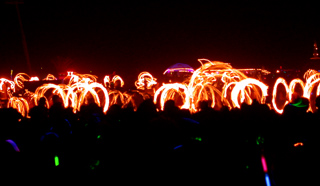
[34,76,110,113]
[4,59,320,116]
[1,72,109,115]
[1,71,159,115]
[154,59,269,112]
[271,69,320,114]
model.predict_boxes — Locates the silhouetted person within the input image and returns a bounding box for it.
[136,98,158,121]
[162,99,180,118]
[29,97,49,127]
[49,95,65,120]
[0,107,23,175]
[48,95,72,142]
[283,94,309,118]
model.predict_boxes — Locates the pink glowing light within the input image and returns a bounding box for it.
[261,155,268,173]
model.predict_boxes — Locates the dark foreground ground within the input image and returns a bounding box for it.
[1,98,319,185]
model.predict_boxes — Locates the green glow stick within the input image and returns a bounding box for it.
[54,155,59,166]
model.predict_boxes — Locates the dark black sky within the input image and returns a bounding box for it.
[1,1,320,86]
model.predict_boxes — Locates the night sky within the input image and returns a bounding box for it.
[1,1,320,87]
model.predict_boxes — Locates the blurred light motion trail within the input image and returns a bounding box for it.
[3,59,320,116]
[154,59,268,113]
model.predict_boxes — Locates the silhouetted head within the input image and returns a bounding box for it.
[137,99,157,117]
[291,92,300,103]
[38,97,47,107]
[164,100,176,111]
[107,104,122,116]
[163,100,180,117]
[198,100,210,111]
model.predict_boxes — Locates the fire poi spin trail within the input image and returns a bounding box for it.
[271,69,320,114]
[154,59,268,113]
[2,59,320,116]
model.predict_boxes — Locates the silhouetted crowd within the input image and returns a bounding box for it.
[1,94,320,185]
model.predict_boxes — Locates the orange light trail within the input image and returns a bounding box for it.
[154,59,268,112]
[293,142,304,147]
[272,77,289,114]
[5,64,320,117]
[271,69,320,114]
[7,96,29,118]
[42,74,57,81]
[230,78,268,108]
[154,83,188,111]
[0,78,16,94]
[103,74,124,88]
[135,72,157,90]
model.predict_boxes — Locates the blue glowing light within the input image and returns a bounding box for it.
[173,145,183,150]
[40,132,59,141]
[182,117,200,124]
[5,139,20,152]
[265,173,271,186]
